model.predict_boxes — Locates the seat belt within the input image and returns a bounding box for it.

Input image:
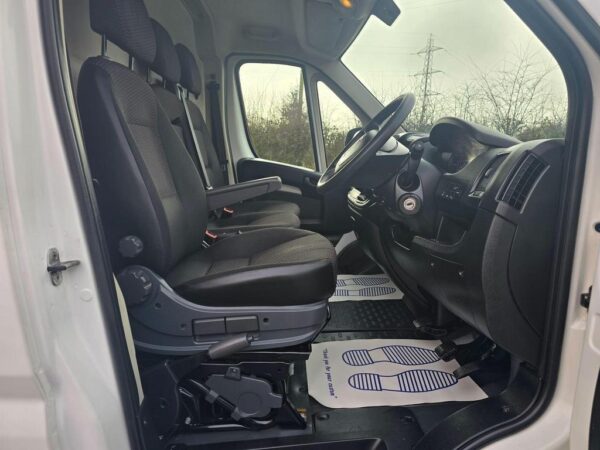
[178,85,213,190]
[206,79,229,184]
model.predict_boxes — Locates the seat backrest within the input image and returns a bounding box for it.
[77,0,207,275]
[175,44,227,189]
[148,20,204,175]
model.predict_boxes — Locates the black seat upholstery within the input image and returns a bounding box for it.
[173,42,301,217]
[77,0,337,310]
[148,20,300,235]
[167,228,336,307]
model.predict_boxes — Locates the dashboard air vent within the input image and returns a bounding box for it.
[500,153,546,210]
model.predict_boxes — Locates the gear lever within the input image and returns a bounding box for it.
[398,137,427,191]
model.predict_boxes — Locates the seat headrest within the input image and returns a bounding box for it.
[90,0,156,65]
[175,44,202,96]
[150,19,181,84]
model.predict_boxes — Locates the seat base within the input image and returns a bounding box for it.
[118,266,329,355]
[142,346,312,437]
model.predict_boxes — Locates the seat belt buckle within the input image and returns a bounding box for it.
[203,230,219,247]
[223,207,234,217]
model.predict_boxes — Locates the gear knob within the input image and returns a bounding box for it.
[398,137,427,191]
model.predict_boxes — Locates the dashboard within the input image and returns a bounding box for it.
[347,116,565,367]
[427,117,519,174]
[431,127,489,173]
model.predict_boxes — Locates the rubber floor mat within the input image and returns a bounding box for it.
[323,300,414,332]
[307,339,487,408]
[331,274,404,302]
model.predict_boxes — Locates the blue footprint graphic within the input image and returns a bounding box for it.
[336,276,390,287]
[348,370,457,393]
[334,286,397,298]
[342,345,439,366]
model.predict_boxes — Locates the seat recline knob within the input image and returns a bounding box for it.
[119,235,144,258]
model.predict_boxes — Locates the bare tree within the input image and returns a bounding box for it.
[473,48,555,137]
[451,83,483,123]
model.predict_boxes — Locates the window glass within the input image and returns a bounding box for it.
[342,0,567,139]
[317,82,361,164]
[238,63,315,169]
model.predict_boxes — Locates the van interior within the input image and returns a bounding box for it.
[56,0,577,448]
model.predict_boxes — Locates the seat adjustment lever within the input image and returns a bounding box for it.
[208,333,254,360]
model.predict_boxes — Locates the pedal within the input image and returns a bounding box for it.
[452,338,498,379]
[435,341,458,361]
[453,361,482,379]
[412,318,447,338]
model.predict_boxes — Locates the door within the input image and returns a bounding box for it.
[571,251,600,449]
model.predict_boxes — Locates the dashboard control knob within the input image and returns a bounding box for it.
[398,193,421,215]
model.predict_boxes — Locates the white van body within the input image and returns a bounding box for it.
[1,0,600,449]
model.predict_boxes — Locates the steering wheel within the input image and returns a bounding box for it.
[317,93,416,193]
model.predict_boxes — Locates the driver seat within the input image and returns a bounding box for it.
[172,41,301,218]
[77,0,336,352]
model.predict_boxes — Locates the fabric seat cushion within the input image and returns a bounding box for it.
[166,228,337,306]
[234,199,301,217]
[208,212,300,233]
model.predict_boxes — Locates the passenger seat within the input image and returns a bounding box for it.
[148,20,301,235]
[174,43,301,218]
[77,0,337,354]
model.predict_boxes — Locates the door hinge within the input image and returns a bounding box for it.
[47,248,80,286]
[581,285,593,309]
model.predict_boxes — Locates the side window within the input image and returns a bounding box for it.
[317,82,361,164]
[238,63,315,170]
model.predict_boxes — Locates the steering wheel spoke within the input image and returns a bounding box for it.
[317,93,416,193]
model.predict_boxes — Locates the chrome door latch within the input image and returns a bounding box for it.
[47,248,80,286]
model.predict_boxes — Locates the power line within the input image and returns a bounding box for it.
[413,33,443,129]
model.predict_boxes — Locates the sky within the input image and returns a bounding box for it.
[240,0,568,129]
[342,0,566,100]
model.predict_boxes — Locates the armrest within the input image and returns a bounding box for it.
[206,176,282,211]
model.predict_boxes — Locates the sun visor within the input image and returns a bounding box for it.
[372,0,401,26]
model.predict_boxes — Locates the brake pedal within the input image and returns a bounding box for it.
[434,341,458,361]
[412,318,447,338]
[453,361,482,379]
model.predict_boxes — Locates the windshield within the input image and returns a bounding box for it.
[342,0,567,139]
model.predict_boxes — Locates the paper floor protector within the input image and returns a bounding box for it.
[307,339,488,408]
[331,274,404,302]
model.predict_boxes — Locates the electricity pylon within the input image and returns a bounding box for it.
[414,34,443,130]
